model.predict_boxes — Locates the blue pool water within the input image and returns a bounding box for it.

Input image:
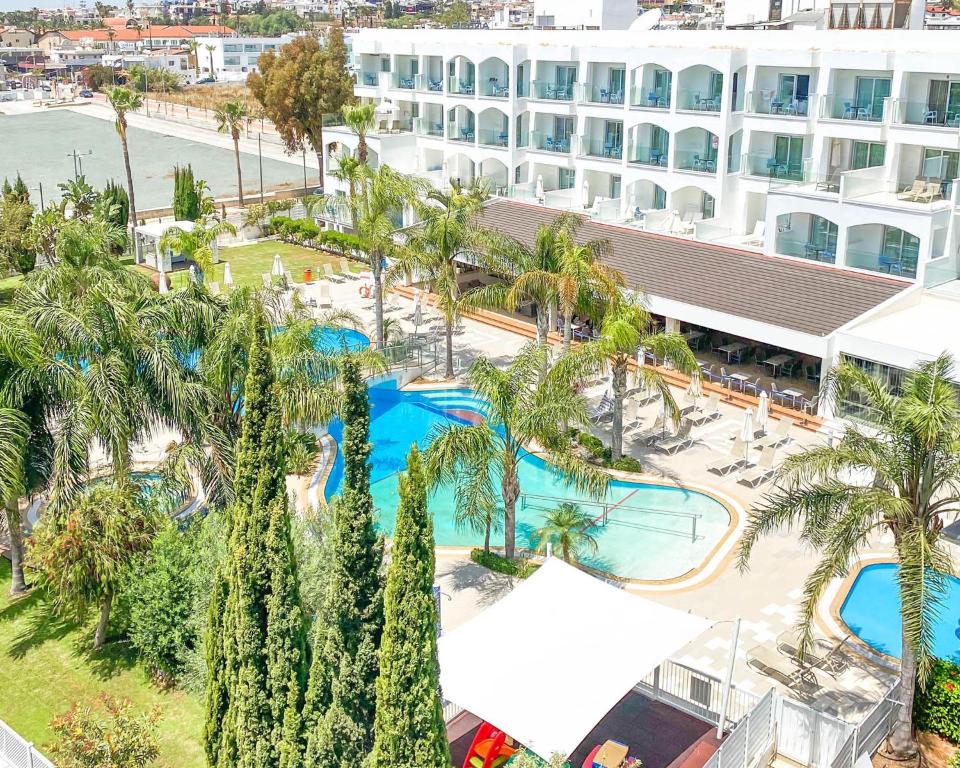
[839,563,960,662]
[323,382,731,581]
[310,326,370,354]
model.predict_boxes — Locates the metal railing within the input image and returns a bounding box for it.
[1,719,55,768]
[519,493,702,543]
[829,684,902,768]
[380,335,440,376]
[702,689,777,768]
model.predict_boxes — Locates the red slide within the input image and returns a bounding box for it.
[462,721,517,768]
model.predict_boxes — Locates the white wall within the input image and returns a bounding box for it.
[534,0,637,29]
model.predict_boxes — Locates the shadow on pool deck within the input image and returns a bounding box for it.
[448,691,720,768]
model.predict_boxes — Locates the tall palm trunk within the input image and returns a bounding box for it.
[232,130,244,206]
[93,589,113,650]
[314,125,325,191]
[888,610,919,757]
[563,307,574,353]
[358,134,368,165]
[4,498,27,595]
[444,317,455,379]
[371,249,385,347]
[549,301,558,337]
[119,123,138,230]
[483,516,491,553]
[611,360,627,461]
[501,453,520,559]
[535,307,548,345]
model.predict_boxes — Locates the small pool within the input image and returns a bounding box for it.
[323,382,732,581]
[310,326,370,354]
[839,562,960,661]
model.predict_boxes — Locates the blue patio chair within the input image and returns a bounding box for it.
[498,132,508,146]
[842,101,855,118]
[819,250,835,263]
[647,91,659,106]
[744,378,762,396]
[649,150,661,165]
[924,110,938,124]
[545,136,556,151]
[878,253,901,272]
[600,88,610,102]
[693,153,703,171]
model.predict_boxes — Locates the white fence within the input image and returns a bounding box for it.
[703,688,777,768]
[775,697,852,768]
[829,684,903,768]
[0,719,54,768]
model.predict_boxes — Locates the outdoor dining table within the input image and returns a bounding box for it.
[781,387,805,407]
[716,342,748,363]
[764,353,795,377]
[683,330,705,347]
[593,740,629,768]
[728,372,751,392]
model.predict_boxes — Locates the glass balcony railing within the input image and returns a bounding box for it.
[630,87,670,109]
[530,131,571,153]
[580,137,623,159]
[741,153,804,181]
[478,128,509,147]
[373,116,413,133]
[776,239,837,263]
[675,150,718,173]
[745,91,811,116]
[447,76,476,96]
[415,119,444,138]
[847,249,918,279]
[768,159,840,192]
[820,94,885,122]
[580,82,626,105]
[892,99,960,127]
[417,74,444,93]
[676,89,721,112]
[447,125,476,142]
[531,80,575,101]
[627,146,668,166]
[391,72,416,90]
[357,71,379,87]
[479,78,510,98]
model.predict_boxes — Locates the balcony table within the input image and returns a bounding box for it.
[716,342,748,363]
[728,372,751,392]
[781,387,804,407]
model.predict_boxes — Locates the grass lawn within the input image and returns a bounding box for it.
[0,274,23,303]
[0,560,204,768]
[169,240,364,290]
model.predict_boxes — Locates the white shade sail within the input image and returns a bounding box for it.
[438,558,713,760]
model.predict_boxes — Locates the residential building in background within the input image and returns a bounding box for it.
[924,3,960,27]
[195,32,299,79]
[532,0,640,29]
[327,26,960,398]
[0,27,36,48]
[723,0,924,28]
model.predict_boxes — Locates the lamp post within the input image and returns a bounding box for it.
[258,133,264,205]
[716,617,741,740]
[32,183,44,210]
[66,149,93,180]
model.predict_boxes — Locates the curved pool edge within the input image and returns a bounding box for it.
[305,387,747,592]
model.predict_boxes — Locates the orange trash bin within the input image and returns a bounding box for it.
[304,268,313,283]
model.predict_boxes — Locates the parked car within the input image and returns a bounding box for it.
[196,76,215,84]
[79,88,93,97]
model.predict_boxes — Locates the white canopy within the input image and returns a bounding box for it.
[438,558,713,760]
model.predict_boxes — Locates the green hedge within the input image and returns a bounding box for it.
[469,549,536,578]
[915,659,960,743]
[570,431,643,473]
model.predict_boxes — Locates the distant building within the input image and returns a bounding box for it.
[488,1,535,28]
[37,24,235,55]
[723,0,923,27]
[194,32,299,81]
[925,3,960,27]
[532,0,639,29]
[0,27,37,48]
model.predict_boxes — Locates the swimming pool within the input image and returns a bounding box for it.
[839,562,960,661]
[310,326,370,354]
[322,382,732,581]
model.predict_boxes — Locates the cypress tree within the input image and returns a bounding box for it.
[303,358,384,768]
[203,315,309,768]
[370,445,450,768]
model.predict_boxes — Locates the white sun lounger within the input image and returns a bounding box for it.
[738,446,778,487]
[708,436,748,474]
[757,419,793,448]
[323,263,346,284]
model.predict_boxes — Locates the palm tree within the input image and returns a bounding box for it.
[426,344,607,559]
[205,44,216,80]
[575,295,697,460]
[553,231,623,352]
[737,354,960,760]
[214,101,248,206]
[186,39,200,78]
[57,176,98,219]
[106,86,143,230]
[159,217,238,276]
[533,502,599,565]
[342,102,377,165]
[386,179,491,378]
[0,408,30,594]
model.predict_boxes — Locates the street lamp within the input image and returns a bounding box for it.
[66,149,93,179]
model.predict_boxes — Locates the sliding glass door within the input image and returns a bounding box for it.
[854,77,890,121]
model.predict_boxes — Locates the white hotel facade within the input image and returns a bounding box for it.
[324,28,960,410]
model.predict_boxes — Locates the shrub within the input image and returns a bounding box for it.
[284,429,319,475]
[469,548,536,578]
[915,659,960,743]
[610,456,644,473]
[316,229,362,256]
[49,695,161,768]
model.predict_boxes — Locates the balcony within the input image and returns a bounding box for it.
[741,153,804,182]
[415,119,444,138]
[357,71,379,87]
[478,128,509,148]
[892,99,960,128]
[580,82,625,106]
[391,73,416,90]
[529,131,572,153]
[676,89,721,112]
[479,78,510,98]
[447,125,476,143]
[630,87,670,110]
[417,74,444,93]
[820,94,884,122]
[746,91,811,117]
[675,150,716,174]
[531,80,575,101]
[847,248,918,279]
[628,146,668,167]
[448,77,476,97]
[580,136,623,160]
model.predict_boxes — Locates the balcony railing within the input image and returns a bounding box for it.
[746,90,811,117]
[417,74,444,93]
[675,150,717,173]
[447,76,476,96]
[531,80,575,101]
[478,128,509,147]
[479,78,510,98]
[891,99,960,127]
[741,153,804,181]
[391,72,416,90]
[447,125,476,143]
[529,131,572,153]
[628,146,669,166]
[631,87,670,109]
[776,239,837,264]
[580,82,626,105]
[373,116,413,133]
[580,137,623,160]
[357,71,379,87]
[415,118,444,138]
[820,94,885,122]
[768,158,839,193]
[676,89,721,112]
[847,248,918,279]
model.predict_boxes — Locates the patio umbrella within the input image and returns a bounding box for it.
[686,370,703,402]
[375,98,399,126]
[741,407,755,459]
[223,261,234,287]
[535,174,544,201]
[756,391,770,434]
[582,178,591,209]
[271,253,284,277]
[158,270,168,294]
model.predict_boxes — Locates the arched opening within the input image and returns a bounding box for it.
[629,63,672,109]
[478,107,510,148]
[674,127,718,173]
[447,105,476,143]
[478,57,510,98]
[775,213,838,263]
[676,65,723,112]
[447,55,476,95]
[671,185,716,221]
[478,157,509,193]
[445,153,476,186]
[627,123,669,166]
[847,223,921,278]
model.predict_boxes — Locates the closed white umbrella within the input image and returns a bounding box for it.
[582,178,590,208]
[158,270,168,294]
[271,253,284,277]
[535,174,544,200]
[189,264,198,284]
[686,370,703,401]
[223,261,234,287]
[741,407,755,459]
[756,391,769,434]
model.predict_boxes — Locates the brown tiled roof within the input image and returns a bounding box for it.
[477,198,907,338]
